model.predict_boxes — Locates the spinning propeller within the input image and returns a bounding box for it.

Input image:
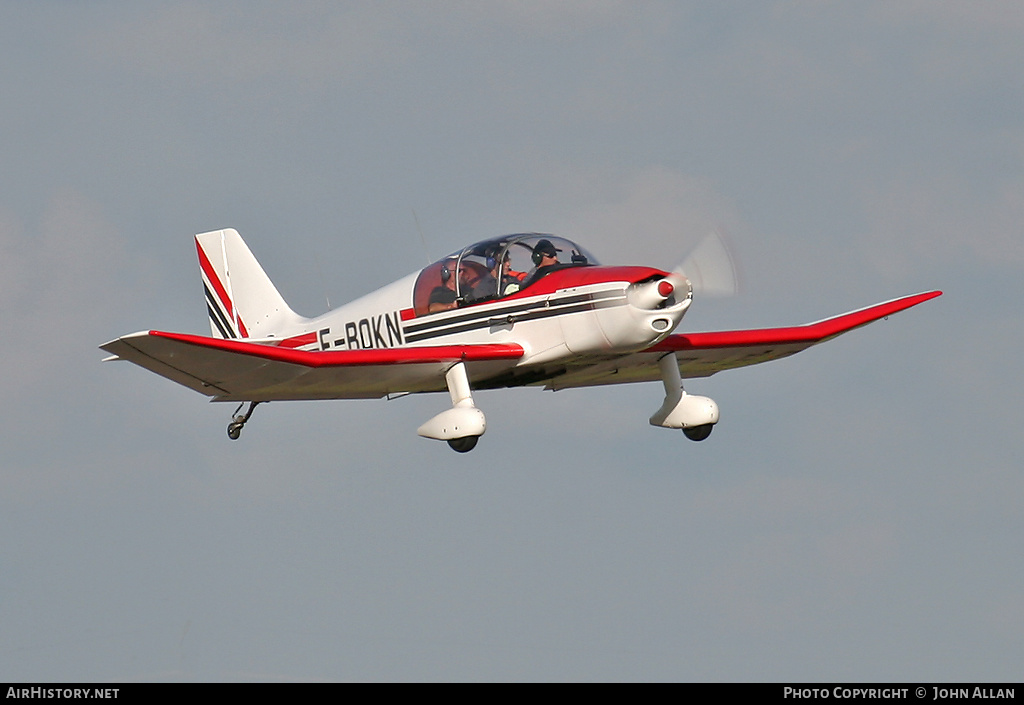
[672,228,742,298]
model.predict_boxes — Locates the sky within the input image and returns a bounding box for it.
[0,1,1021,682]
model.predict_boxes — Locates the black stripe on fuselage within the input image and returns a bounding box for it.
[402,289,624,336]
[403,289,627,344]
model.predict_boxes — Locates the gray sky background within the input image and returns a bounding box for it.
[1,2,1021,682]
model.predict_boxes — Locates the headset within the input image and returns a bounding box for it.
[532,242,557,266]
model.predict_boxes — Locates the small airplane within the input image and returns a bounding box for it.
[101,229,941,452]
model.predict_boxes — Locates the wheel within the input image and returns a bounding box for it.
[683,424,713,442]
[447,436,479,453]
[227,423,242,440]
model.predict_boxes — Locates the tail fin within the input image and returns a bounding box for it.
[195,228,302,339]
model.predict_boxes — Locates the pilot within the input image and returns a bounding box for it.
[523,239,560,287]
[428,262,460,313]
[498,252,525,295]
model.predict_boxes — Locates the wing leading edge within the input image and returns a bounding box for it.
[100,331,525,401]
[549,290,942,390]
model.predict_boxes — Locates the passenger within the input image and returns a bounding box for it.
[428,263,460,313]
[473,248,526,300]
[471,252,500,301]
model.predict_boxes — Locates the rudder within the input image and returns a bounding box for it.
[196,228,301,339]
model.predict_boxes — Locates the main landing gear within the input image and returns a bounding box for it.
[417,361,486,453]
[227,401,261,440]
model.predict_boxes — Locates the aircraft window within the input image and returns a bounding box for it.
[411,234,597,316]
[459,243,527,305]
[457,255,493,304]
[412,259,460,316]
[510,235,596,289]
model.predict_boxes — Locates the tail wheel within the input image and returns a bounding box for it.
[226,401,261,441]
[447,436,479,453]
[683,424,714,442]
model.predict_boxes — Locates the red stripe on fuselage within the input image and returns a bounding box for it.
[499,266,669,300]
[271,333,318,349]
[195,239,249,338]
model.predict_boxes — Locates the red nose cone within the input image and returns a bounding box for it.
[657,280,674,298]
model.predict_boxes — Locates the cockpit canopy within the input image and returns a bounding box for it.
[412,234,598,317]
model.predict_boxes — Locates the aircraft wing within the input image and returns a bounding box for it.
[548,290,942,390]
[100,330,525,401]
